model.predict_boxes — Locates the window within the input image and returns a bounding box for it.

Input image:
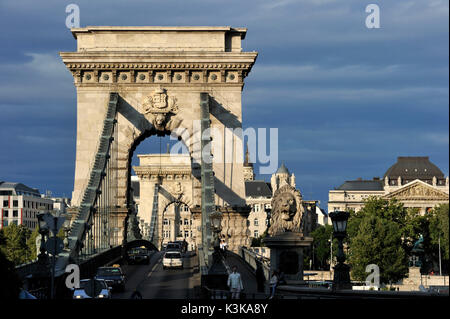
[3,220,8,227]
[13,200,18,207]
[163,218,169,225]
[2,200,8,207]
[13,210,18,217]
[3,210,8,217]
[12,220,18,225]
[254,219,259,226]
[184,230,189,238]
[254,230,259,238]
[184,218,189,225]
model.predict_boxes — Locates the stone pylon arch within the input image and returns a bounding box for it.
[61,26,257,247]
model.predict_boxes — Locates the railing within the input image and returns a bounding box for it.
[241,247,270,281]
[203,287,269,299]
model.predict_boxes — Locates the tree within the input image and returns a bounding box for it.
[347,197,409,285]
[251,231,267,247]
[27,227,40,261]
[429,204,449,260]
[0,224,31,266]
[348,215,408,284]
[311,224,336,269]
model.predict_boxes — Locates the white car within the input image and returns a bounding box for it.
[73,279,112,299]
[162,251,183,269]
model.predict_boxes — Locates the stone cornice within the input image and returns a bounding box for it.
[60,52,257,84]
[134,167,191,176]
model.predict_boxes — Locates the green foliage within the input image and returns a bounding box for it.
[27,227,40,261]
[428,204,449,260]
[349,214,408,283]
[311,224,336,269]
[251,232,266,247]
[0,224,31,266]
[347,197,410,284]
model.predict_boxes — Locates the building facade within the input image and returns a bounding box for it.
[328,157,449,213]
[0,182,53,230]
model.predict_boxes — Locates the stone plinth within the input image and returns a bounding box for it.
[263,232,313,283]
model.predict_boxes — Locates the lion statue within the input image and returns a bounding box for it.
[268,184,304,236]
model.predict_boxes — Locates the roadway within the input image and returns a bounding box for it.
[112,250,201,299]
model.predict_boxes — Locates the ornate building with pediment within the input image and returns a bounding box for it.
[328,156,449,214]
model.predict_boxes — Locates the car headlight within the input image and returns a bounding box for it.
[98,294,106,298]
[75,295,83,299]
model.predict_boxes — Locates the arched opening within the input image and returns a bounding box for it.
[124,127,193,248]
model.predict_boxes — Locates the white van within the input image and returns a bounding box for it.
[162,251,183,269]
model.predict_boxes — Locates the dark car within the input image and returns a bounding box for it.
[127,247,151,265]
[94,266,126,291]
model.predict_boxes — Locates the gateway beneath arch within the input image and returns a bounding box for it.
[60,26,258,253]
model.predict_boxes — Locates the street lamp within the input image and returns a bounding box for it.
[209,211,223,251]
[329,210,351,290]
[207,211,228,290]
[36,211,49,264]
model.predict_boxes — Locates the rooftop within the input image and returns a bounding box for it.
[0,181,41,196]
[336,179,384,191]
[245,180,272,198]
[276,162,290,175]
[383,156,444,180]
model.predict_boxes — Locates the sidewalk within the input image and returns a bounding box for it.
[223,251,259,295]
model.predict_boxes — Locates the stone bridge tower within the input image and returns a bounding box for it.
[60,26,257,249]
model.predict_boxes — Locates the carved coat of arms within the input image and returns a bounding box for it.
[171,181,184,200]
[141,88,178,131]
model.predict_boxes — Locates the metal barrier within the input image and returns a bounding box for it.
[240,247,270,280]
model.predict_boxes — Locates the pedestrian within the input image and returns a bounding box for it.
[269,270,279,299]
[255,261,265,293]
[227,265,244,299]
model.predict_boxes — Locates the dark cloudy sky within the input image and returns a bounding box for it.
[0,0,448,209]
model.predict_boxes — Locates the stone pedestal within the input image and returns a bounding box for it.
[263,232,313,283]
